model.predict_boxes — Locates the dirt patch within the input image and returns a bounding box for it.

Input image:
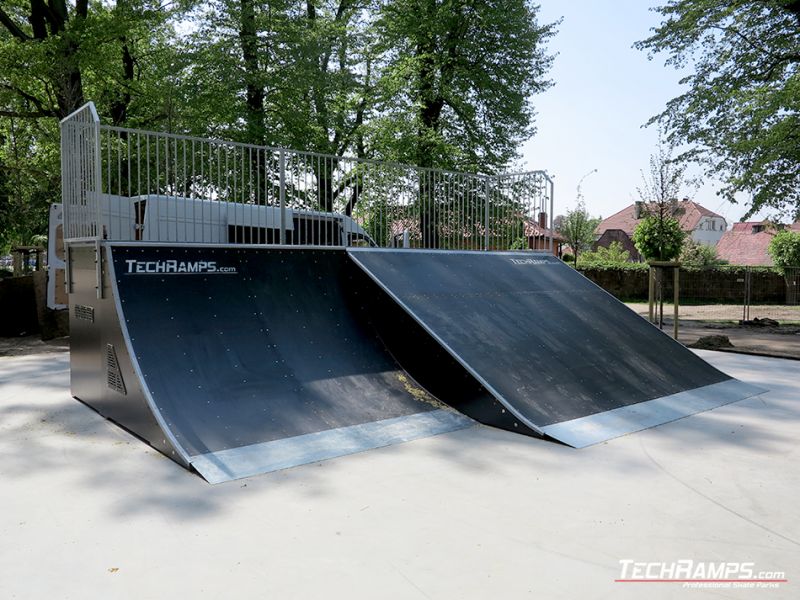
[674,322,800,360]
[687,335,734,350]
[0,335,69,357]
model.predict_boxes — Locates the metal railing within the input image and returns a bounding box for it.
[60,103,102,241]
[60,102,554,250]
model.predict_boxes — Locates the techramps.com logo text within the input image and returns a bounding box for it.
[124,259,238,275]
[508,258,549,265]
[615,559,787,589]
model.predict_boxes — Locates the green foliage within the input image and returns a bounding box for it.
[637,129,695,206]
[0,0,180,249]
[372,0,558,172]
[556,202,600,266]
[768,229,800,275]
[577,262,649,273]
[0,118,59,253]
[632,215,686,261]
[0,0,557,246]
[578,241,630,267]
[636,1,800,219]
[509,236,529,251]
[560,252,574,264]
[680,238,726,267]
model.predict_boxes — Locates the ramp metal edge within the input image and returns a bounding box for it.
[106,247,193,466]
[540,379,767,448]
[346,249,545,437]
[347,247,553,256]
[190,409,474,484]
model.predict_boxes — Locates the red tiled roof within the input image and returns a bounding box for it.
[716,223,775,266]
[596,200,725,236]
[524,219,565,242]
[730,222,754,233]
[730,220,800,234]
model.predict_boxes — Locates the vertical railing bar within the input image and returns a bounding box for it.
[182,139,187,242]
[174,135,179,242]
[279,149,286,245]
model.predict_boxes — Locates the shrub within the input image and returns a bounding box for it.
[578,241,630,267]
[768,230,800,276]
[680,239,726,267]
[632,215,686,261]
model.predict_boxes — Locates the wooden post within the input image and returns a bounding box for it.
[673,265,679,340]
[648,261,681,338]
[648,266,655,323]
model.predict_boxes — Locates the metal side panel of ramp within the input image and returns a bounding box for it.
[104,245,471,483]
[347,248,765,447]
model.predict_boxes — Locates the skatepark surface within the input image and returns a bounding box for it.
[1,346,797,599]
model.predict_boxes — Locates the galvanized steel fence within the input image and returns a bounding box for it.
[60,102,554,250]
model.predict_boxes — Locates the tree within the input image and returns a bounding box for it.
[680,238,726,267]
[373,0,557,246]
[636,130,695,213]
[636,1,800,219]
[632,134,693,262]
[0,0,557,248]
[632,215,686,261]
[0,1,183,248]
[767,228,800,304]
[557,202,600,267]
[768,229,800,275]
[578,241,630,267]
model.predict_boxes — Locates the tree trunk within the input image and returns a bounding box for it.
[239,0,265,145]
[415,34,444,249]
[32,0,86,118]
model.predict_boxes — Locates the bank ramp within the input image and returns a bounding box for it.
[348,249,764,447]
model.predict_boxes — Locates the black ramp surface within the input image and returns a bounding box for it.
[110,245,470,482]
[347,249,764,446]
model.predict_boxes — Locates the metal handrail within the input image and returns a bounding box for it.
[60,102,555,252]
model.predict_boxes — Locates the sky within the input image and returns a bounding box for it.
[521,0,768,226]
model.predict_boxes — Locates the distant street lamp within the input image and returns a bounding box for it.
[576,168,598,204]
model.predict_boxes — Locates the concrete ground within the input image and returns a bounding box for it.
[1,347,797,599]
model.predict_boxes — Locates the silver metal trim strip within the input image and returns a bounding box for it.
[348,247,554,257]
[105,241,348,251]
[190,409,474,484]
[541,379,767,448]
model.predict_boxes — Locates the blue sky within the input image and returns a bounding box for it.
[521,0,766,226]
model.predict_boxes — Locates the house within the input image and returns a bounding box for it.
[594,199,728,261]
[525,212,565,256]
[716,221,800,266]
